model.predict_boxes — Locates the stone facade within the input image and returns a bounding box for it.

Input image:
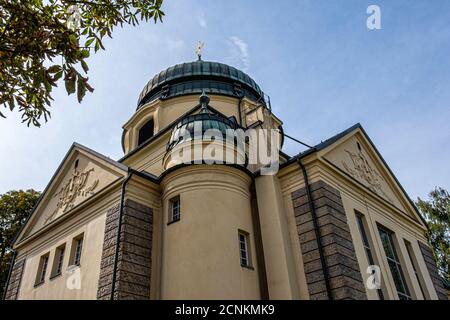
[3,258,26,300]
[97,199,153,300]
[292,180,367,300]
[417,241,447,300]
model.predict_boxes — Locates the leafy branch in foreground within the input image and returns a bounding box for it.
[0,0,164,127]
[416,187,450,280]
[0,189,41,298]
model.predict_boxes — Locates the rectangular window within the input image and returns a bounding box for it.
[74,238,83,266]
[355,213,384,300]
[378,227,411,300]
[168,196,180,223]
[51,244,66,278]
[35,253,49,286]
[238,231,251,268]
[404,240,428,299]
[69,234,84,267]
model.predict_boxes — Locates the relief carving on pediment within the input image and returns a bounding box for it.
[342,149,392,203]
[44,167,99,224]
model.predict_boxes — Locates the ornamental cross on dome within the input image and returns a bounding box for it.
[195,41,204,60]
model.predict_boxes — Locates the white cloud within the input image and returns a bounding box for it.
[198,16,207,29]
[167,39,185,52]
[228,36,250,71]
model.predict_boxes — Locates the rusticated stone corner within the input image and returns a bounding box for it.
[4,258,26,300]
[417,241,448,300]
[292,180,367,300]
[97,199,153,300]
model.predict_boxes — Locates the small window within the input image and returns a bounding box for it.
[168,196,180,224]
[355,213,384,300]
[138,118,154,146]
[238,231,251,268]
[404,240,428,299]
[35,253,49,286]
[51,244,66,278]
[69,234,84,267]
[378,227,412,300]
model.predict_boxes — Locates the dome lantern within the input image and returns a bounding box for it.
[166,92,238,152]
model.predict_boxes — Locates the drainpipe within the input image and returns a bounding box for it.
[237,96,244,126]
[250,180,269,299]
[2,250,17,300]
[110,171,134,300]
[297,159,333,300]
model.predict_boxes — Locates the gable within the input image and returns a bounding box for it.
[17,144,127,242]
[318,127,423,224]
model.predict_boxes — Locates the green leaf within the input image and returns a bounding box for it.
[32,118,41,127]
[47,65,62,74]
[81,49,90,58]
[85,38,95,47]
[54,70,63,81]
[84,80,94,93]
[81,60,89,73]
[65,76,76,95]
[69,34,78,44]
[44,80,52,92]
[1,0,166,127]
[77,77,87,103]
[8,97,15,111]
[95,40,100,52]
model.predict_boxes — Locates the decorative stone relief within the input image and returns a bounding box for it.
[44,167,99,224]
[342,149,392,203]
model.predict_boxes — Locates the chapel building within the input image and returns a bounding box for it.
[3,58,447,300]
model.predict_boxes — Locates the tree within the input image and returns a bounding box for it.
[416,187,450,280]
[0,189,40,298]
[0,0,164,127]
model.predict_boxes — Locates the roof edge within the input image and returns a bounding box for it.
[278,122,428,229]
[11,143,130,247]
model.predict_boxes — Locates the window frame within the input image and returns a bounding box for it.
[377,226,412,300]
[238,230,252,269]
[355,212,384,300]
[404,239,428,299]
[69,234,84,267]
[168,196,181,225]
[74,238,83,266]
[137,117,155,146]
[35,253,50,286]
[50,244,66,279]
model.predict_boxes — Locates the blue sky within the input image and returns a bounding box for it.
[1,0,449,201]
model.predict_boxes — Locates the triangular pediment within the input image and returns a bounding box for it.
[16,143,127,243]
[318,125,424,225]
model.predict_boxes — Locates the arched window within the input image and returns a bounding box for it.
[138,118,154,146]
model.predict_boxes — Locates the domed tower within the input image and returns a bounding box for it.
[120,58,284,299]
[121,59,283,160]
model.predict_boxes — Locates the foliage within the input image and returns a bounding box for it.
[0,189,40,298]
[416,187,450,280]
[0,0,164,126]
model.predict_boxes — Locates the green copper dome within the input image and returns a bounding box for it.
[166,92,239,151]
[137,60,269,109]
[167,113,238,151]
